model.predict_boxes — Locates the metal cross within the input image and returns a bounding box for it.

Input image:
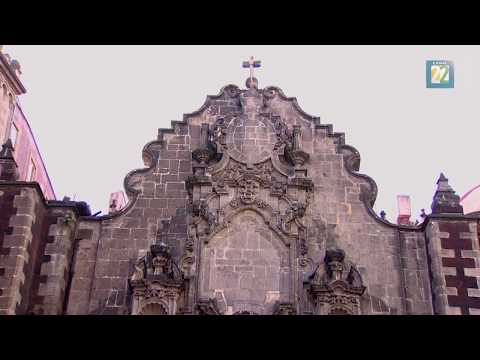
[242,56,261,83]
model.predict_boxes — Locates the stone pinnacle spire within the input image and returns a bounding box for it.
[431,172,463,214]
[0,139,19,181]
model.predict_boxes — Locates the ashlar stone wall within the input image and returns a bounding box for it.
[67,81,435,315]
[200,210,289,315]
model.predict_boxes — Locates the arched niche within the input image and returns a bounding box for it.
[199,209,292,315]
[329,307,352,315]
[138,302,168,315]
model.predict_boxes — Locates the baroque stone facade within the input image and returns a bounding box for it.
[1,75,480,315]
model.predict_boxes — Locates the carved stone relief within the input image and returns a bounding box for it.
[184,85,316,314]
[129,241,184,315]
[307,247,366,315]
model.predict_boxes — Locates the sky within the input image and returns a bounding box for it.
[5,45,480,221]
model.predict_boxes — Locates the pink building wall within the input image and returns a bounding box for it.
[0,50,56,201]
[460,184,480,215]
[11,101,56,200]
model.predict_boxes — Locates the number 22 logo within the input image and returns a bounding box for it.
[431,65,449,83]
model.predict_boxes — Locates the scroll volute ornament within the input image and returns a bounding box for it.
[284,125,309,177]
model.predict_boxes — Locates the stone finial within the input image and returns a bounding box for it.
[246,76,258,90]
[240,78,263,113]
[242,56,261,88]
[431,173,463,214]
[379,210,386,220]
[420,209,427,219]
[436,173,452,191]
[0,139,19,181]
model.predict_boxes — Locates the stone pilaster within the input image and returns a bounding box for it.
[0,187,37,314]
[65,223,101,315]
[32,209,77,314]
[426,220,480,314]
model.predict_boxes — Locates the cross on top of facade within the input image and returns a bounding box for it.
[242,56,261,84]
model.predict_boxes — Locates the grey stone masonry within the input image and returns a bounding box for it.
[3,75,480,315]
[0,188,37,314]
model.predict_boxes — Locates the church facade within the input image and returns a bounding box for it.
[0,74,479,315]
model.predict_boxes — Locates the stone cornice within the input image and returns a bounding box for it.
[0,181,89,216]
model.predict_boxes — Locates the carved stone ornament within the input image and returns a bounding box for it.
[233,311,258,315]
[431,173,464,214]
[179,80,323,316]
[308,247,366,315]
[212,160,274,187]
[273,302,297,315]
[268,114,292,151]
[192,199,218,234]
[180,225,196,274]
[129,242,185,315]
[238,178,260,205]
[284,125,310,178]
[212,116,230,147]
[192,123,217,167]
[196,298,221,315]
[298,231,309,268]
[270,176,287,196]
